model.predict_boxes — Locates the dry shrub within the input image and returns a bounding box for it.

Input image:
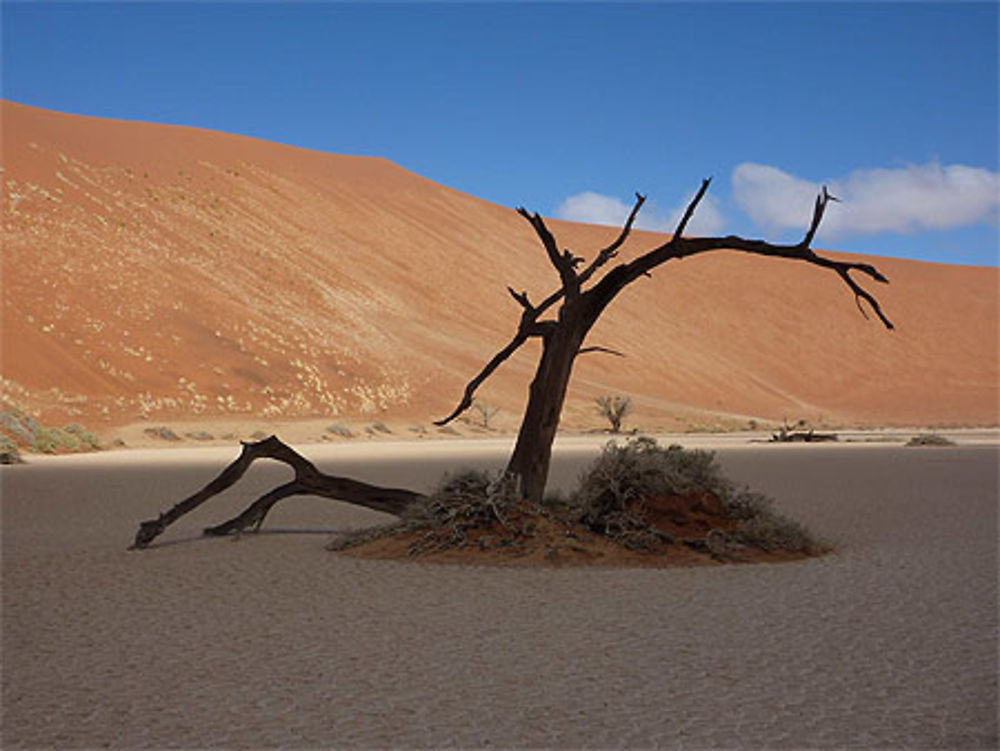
[571,437,823,555]
[905,433,956,447]
[595,395,632,433]
[327,470,553,555]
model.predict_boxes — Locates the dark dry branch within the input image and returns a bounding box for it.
[516,207,580,296]
[671,178,712,239]
[433,332,531,427]
[129,436,424,549]
[578,192,647,284]
[579,346,625,357]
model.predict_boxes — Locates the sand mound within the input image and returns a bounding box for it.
[339,492,817,568]
[332,438,822,568]
[3,99,998,435]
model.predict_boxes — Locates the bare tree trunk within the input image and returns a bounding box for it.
[505,325,584,503]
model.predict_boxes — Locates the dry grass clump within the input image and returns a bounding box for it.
[327,470,566,556]
[905,433,956,447]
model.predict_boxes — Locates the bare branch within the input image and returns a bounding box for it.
[834,265,894,329]
[801,186,839,248]
[671,178,712,239]
[434,333,531,426]
[517,207,580,295]
[203,481,307,537]
[506,286,533,312]
[441,180,892,439]
[589,184,893,330]
[579,346,625,357]
[580,192,647,283]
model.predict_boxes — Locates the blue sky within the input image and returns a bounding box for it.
[3,2,998,266]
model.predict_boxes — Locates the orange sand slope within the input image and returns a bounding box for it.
[2,99,997,432]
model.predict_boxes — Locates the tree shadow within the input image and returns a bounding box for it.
[137,527,348,550]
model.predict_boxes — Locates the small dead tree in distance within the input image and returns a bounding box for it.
[596,395,632,434]
[131,179,892,549]
[471,400,500,430]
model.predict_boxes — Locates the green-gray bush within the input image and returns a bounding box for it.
[326,423,354,438]
[571,437,824,554]
[572,437,726,525]
[64,423,101,450]
[905,433,956,447]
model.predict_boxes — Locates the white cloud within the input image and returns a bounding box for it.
[555,190,725,236]
[732,161,1000,239]
[555,192,641,228]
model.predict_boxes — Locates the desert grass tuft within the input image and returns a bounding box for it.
[905,433,956,447]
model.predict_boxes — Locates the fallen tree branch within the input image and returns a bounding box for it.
[129,436,425,549]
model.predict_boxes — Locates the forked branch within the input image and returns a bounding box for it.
[802,186,839,248]
[596,181,894,330]
[130,436,425,549]
[579,192,647,285]
[517,207,580,295]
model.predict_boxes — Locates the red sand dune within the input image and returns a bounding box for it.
[2,100,997,433]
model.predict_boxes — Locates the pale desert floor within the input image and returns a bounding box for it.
[2,435,997,749]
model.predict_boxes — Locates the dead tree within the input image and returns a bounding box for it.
[435,181,892,503]
[596,395,632,433]
[472,400,500,430]
[130,180,892,549]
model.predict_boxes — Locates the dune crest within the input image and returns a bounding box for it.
[2,100,997,433]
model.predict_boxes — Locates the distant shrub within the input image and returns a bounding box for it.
[0,410,33,443]
[144,426,181,442]
[472,401,500,429]
[905,433,956,447]
[64,423,101,449]
[0,408,102,454]
[326,423,354,438]
[31,426,88,453]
